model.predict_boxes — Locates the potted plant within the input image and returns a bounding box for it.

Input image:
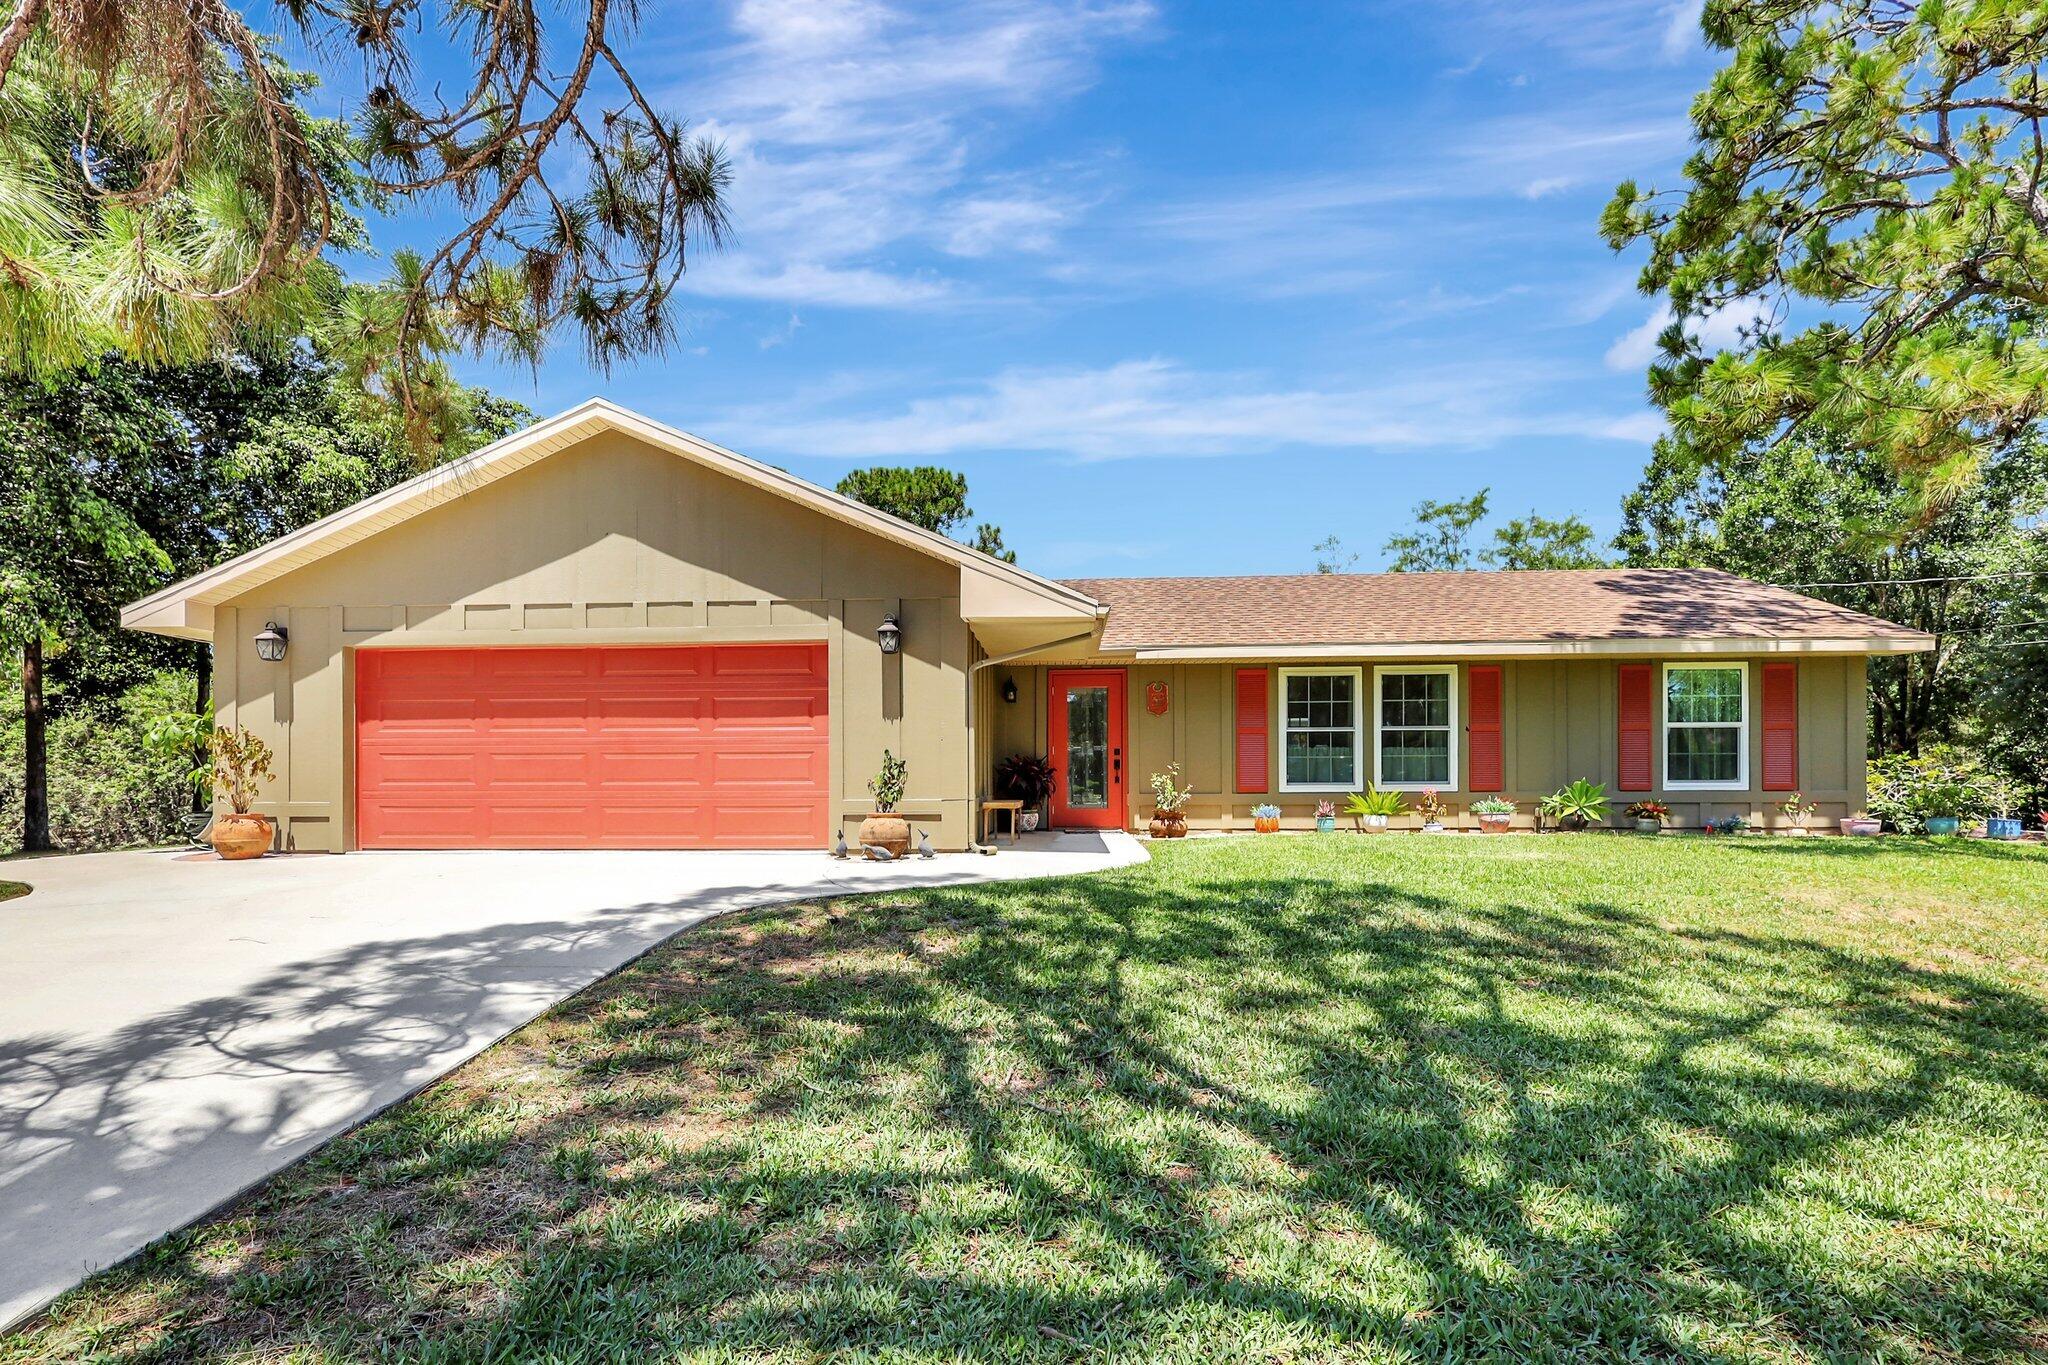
[1540,780,1610,832]
[1913,776,1976,836]
[1705,813,1750,835]
[1251,803,1282,834]
[1314,799,1338,833]
[208,725,277,860]
[1984,778,2025,841]
[1415,788,1448,832]
[859,750,912,858]
[1345,787,1405,832]
[1470,796,1515,833]
[1624,800,1669,834]
[1149,763,1193,838]
[995,752,1056,833]
[1840,810,1882,836]
[1776,791,1818,833]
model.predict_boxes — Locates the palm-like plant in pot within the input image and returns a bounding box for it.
[1148,764,1193,838]
[1541,779,1610,832]
[1344,787,1405,832]
[859,751,912,858]
[994,752,1057,832]
[208,725,277,860]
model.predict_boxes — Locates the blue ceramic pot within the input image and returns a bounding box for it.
[1987,816,2023,841]
[1924,815,1961,836]
[1315,816,1337,834]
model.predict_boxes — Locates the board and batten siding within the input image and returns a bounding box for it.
[989,656,1868,831]
[214,430,975,851]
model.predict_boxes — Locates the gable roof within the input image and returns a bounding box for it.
[122,398,1100,639]
[1062,568,1934,657]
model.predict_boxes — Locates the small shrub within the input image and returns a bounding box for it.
[867,750,908,812]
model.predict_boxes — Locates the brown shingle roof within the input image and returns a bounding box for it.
[1059,568,1929,651]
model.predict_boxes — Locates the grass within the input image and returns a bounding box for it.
[0,881,26,901]
[10,834,2048,1362]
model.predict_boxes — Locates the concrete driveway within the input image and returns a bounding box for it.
[0,833,1145,1328]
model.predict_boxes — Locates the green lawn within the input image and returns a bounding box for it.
[12,836,2048,1362]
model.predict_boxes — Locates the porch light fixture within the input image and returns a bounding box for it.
[1002,677,1018,704]
[876,614,902,655]
[253,622,289,663]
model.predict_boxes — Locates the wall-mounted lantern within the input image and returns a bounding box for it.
[253,622,289,663]
[1002,677,1018,704]
[876,614,901,655]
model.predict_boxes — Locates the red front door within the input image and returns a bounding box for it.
[1048,669,1126,829]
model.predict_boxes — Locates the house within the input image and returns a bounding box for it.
[122,399,1934,850]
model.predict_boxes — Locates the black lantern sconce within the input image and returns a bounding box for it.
[876,614,902,655]
[253,621,289,663]
[1002,677,1018,704]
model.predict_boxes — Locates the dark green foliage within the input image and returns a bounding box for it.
[1380,489,1606,572]
[0,671,195,852]
[835,465,1017,563]
[1382,489,1489,571]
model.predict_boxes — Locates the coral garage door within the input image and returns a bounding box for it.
[355,644,830,849]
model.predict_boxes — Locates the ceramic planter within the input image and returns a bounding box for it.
[1148,811,1188,839]
[858,812,912,858]
[1253,816,1281,834]
[1924,815,1961,836]
[1477,813,1512,834]
[1420,821,1445,834]
[1315,815,1337,833]
[1839,816,1881,836]
[210,812,274,860]
[1987,816,2023,840]
[1359,814,1389,833]
[1019,809,1040,833]
[1635,818,1662,834]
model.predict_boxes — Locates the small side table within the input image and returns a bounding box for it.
[981,799,1026,845]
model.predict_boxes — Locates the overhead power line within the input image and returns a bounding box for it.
[1776,568,2048,589]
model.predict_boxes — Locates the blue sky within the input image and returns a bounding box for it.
[382,0,1731,577]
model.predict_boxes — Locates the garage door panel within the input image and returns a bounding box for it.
[357,644,828,849]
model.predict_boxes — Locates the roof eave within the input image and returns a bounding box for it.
[1122,634,1936,660]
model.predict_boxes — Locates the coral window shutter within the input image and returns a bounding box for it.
[1617,663,1654,792]
[1234,668,1269,793]
[1467,665,1504,793]
[1761,661,1798,791]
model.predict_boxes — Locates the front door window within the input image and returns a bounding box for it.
[1064,685,1109,808]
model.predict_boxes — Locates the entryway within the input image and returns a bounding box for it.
[1047,668,1126,829]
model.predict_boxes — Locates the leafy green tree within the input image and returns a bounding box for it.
[1602,2,2048,506]
[1618,426,2048,771]
[836,466,1017,562]
[1383,490,1490,572]
[1483,512,1608,570]
[1312,534,1360,573]
[0,3,727,443]
[0,348,527,849]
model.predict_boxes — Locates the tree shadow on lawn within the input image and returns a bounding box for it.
[19,852,2048,1363]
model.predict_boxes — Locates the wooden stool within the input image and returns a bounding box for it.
[981,800,1025,845]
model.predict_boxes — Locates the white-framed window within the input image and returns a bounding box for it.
[1663,662,1747,789]
[1373,665,1458,790]
[1279,666,1361,791]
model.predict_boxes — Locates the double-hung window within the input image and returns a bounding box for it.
[1373,665,1457,789]
[1279,667,1360,790]
[1664,663,1747,788]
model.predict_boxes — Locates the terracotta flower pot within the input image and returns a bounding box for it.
[857,812,912,858]
[1253,816,1280,834]
[210,812,274,861]
[1148,811,1188,839]
[1478,813,1512,834]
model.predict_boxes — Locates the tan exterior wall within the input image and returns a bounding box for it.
[213,430,976,851]
[988,655,1869,832]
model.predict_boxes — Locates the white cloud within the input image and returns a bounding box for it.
[759,312,804,349]
[665,0,1153,309]
[1604,301,1766,371]
[1659,0,1704,60]
[718,357,1660,461]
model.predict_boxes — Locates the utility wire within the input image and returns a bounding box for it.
[1776,568,2048,589]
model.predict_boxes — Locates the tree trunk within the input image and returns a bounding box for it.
[192,643,211,813]
[21,637,50,853]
